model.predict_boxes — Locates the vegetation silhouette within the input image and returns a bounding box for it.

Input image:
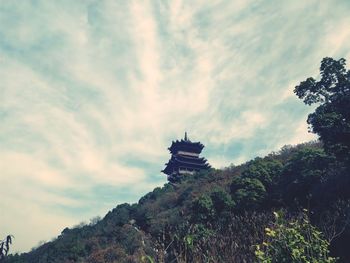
[0,235,13,262]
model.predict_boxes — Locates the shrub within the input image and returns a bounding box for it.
[231,177,266,210]
[255,211,337,263]
[191,195,214,223]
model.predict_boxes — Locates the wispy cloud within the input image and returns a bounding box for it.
[1,0,349,252]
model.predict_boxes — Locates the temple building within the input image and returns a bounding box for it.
[162,132,211,182]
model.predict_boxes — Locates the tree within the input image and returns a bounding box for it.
[210,189,235,215]
[279,147,331,207]
[242,158,283,189]
[294,57,350,161]
[230,177,266,210]
[191,195,214,222]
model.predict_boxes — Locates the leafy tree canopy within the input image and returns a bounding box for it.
[210,189,235,215]
[191,195,214,223]
[280,147,331,207]
[231,177,267,210]
[242,158,283,189]
[294,57,350,160]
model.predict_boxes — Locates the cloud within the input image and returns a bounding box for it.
[0,0,349,252]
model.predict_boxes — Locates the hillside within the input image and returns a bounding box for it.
[4,57,350,262]
[3,141,350,262]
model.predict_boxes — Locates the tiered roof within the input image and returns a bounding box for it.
[162,155,210,175]
[168,140,204,154]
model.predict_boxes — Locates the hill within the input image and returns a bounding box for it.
[4,141,350,262]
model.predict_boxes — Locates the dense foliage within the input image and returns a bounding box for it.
[4,57,350,262]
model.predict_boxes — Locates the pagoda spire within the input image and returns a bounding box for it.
[184,131,188,141]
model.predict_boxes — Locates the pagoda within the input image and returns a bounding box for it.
[162,132,211,182]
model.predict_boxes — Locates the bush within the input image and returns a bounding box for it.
[231,177,266,210]
[255,211,337,263]
[210,189,235,215]
[191,195,214,223]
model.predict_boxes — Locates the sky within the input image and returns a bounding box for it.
[1,0,350,253]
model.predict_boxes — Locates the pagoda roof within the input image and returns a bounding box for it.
[168,133,205,154]
[173,154,207,163]
[162,155,210,175]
